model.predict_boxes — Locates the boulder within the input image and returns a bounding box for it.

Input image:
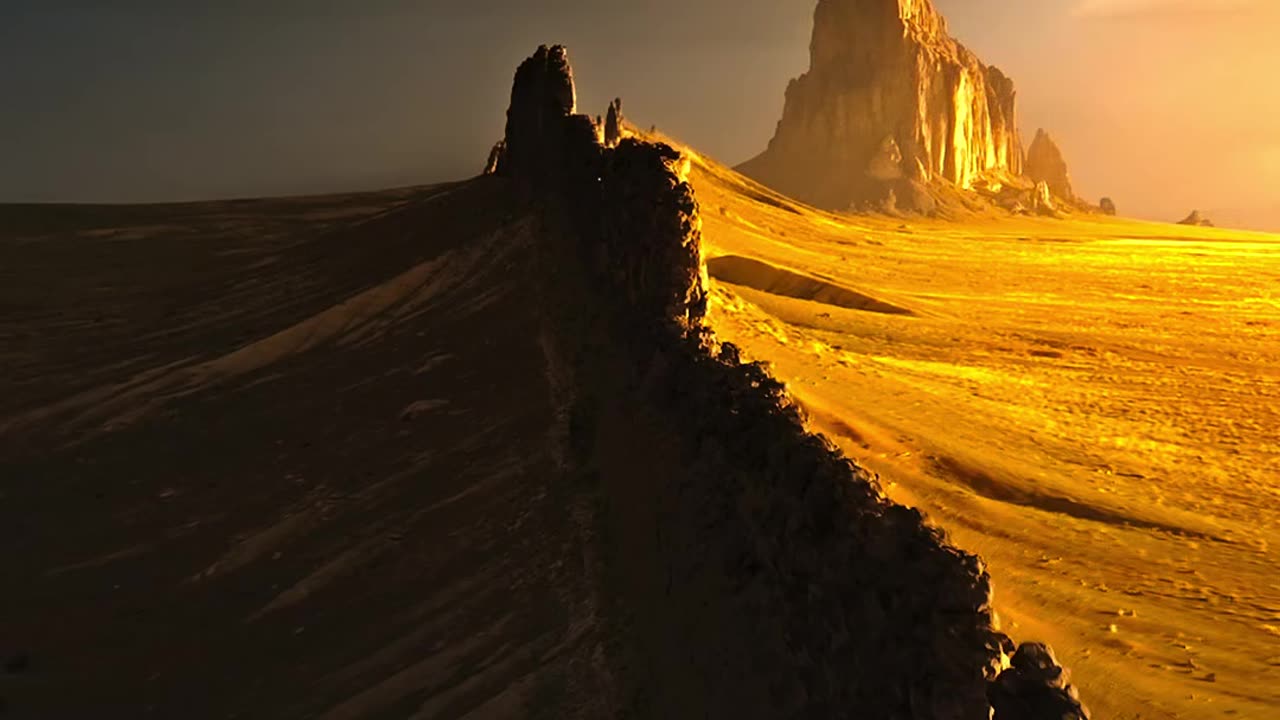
[988,643,1090,720]
[1099,197,1117,216]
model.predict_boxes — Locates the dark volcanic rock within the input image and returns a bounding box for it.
[1025,129,1076,202]
[494,44,577,181]
[1099,197,1117,216]
[989,643,1091,719]
[739,0,1025,212]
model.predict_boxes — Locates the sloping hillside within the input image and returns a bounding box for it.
[667,136,1280,719]
[0,181,617,717]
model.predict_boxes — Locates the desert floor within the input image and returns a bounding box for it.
[680,144,1280,720]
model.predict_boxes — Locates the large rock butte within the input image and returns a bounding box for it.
[1025,129,1076,202]
[739,0,1025,212]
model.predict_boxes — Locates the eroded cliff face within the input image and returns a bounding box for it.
[739,0,1025,213]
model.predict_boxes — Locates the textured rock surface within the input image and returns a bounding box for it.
[1025,129,1076,202]
[604,98,625,147]
[989,643,1091,719]
[739,0,1024,212]
[493,45,577,180]
[1100,197,1117,216]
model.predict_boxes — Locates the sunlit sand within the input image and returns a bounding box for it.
[668,136,1280,719]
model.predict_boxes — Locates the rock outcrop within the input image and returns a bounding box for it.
[1099,197,1117,216]
[604,97,625,147]
[1025,129,1075,202]
[493,44,1089,719]
[1178,210,1215,227]
[493,45,577,181]
[1031,181,1059,217]
[989,644,1090,720]
[738,0,1025,213]
[482,140,505,175]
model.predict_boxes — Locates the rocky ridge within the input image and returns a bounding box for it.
[491,44,1090,719]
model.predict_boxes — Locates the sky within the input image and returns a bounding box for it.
[1,0,1277,229]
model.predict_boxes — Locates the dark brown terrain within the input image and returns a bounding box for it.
[1,182,617,717]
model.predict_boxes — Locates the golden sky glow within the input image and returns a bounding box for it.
[934,0,1280,227]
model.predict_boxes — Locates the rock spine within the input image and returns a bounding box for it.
[491,44,1089,719]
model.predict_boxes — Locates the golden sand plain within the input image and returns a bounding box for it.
[674,143,1280,719]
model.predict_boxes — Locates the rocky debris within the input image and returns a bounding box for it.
[989,643,1091,719]
[739,0,1024,212]
[604,97,625,147]
[1178,210,1215,227]
[494,43,1090,719]
[1025,129,1075,202]
[1099,197,1117,216]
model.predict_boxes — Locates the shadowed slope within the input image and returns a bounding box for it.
[0,180,610,718]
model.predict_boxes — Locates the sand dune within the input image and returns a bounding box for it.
[707,255,915,316]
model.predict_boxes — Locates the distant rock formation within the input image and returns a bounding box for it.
[738,0,1025,213]
[1178,210,1215,227]
[604,97,625,147]
[1099,197,1117,216]
[1025,129,1075,202]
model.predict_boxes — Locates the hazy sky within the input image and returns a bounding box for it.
[2,1,1277,228]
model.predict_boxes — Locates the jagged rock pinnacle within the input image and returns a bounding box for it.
[493,44,577,180]
[604,97,624,147]
[1025,129,1076,203]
